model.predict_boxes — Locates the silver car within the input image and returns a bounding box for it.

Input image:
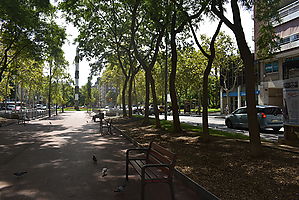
[225,105,283,132]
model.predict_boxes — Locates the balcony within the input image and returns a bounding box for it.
[274,1,299,26]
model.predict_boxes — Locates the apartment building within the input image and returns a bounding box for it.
[255,0,299,141]
[256,0,299,109]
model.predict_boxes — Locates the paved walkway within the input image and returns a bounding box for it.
[0,111,200,200]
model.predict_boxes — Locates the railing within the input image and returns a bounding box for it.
[274,1,299,26]
[0,109,55,120]
[279,1,299,18]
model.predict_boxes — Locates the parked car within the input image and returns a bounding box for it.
[6,105,15,110]
[16,106,27,111]
[35,104,43,109]
[225,105,283,132]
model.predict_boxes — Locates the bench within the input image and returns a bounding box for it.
[17,114,30,124]
[100,118,112,134]
[92,113,104,122]
[126,142,176,200]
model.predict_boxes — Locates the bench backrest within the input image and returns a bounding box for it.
[146,142,176,176]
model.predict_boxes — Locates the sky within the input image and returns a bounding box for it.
[56,4,254,87]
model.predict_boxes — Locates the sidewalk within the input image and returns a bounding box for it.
[0,117,17,127]
[0,111,204,200]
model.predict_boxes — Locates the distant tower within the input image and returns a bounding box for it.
[75,47,79,110]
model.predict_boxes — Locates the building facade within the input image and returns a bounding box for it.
[256,0,299,108]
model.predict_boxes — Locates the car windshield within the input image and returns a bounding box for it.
[257,107,282,115]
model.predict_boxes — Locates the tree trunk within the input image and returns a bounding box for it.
[128,73,135,118]
[122,77,129,117]
[202,59,213,140]
[149,72,161,129]
[62,83,65,113]
[143,68,150,125]
[0,53,9,83]
[226,91,230,114]
[198,88,202,115]
[211,0,262,156]
[243,50,261,155]
[234,28,261,156]
[170,10,182,133]
[48,62,52,118]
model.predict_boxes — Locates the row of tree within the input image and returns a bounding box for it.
[0,0,74,116]
[60,0,280,155]
[97,35,240,110]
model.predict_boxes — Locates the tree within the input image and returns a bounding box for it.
[188,15,222,139]
[176,47,206,112]
[220,53,243,114]
[129,0,167,127]
[211,0,280,155]
[0,0,64,83]
[60,0,140,117]
[168,0,213,132]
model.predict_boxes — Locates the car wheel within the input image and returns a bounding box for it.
[225,119,233,128]
[273,127,281,132]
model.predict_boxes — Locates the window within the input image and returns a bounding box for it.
[279,33,299,45]
[234,108,247,114]
[290,33,299,42]
[280,37,290,45]
[265,61,279,73]
[257,108,282,114]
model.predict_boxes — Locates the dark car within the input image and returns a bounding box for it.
[225,105,283,132]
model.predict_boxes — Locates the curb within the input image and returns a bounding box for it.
[234,139,299,154]
[174,170,220,200]
[112,125,220,200]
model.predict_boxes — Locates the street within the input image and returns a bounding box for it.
[156,113,284,142]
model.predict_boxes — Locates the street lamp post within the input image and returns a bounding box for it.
[75,47,80,110]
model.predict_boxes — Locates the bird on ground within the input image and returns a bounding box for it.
[101,168,108,177]
[114,185,125,192]
[86,121,88,123]
[92,155,97,163]
[49,122,52,124]
[114,181,127,192]
[13,171,28,177]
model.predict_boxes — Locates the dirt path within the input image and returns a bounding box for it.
[0,111,199,200]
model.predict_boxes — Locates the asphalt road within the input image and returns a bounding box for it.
[156,114,284,142]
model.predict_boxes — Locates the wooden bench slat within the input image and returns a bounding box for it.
[147,157,171,176]
[130,160,151,180]
[151,143,175,160]
[148,149,172,164]
[130,160,168,180]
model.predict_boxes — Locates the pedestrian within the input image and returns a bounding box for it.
[225,105,229,114]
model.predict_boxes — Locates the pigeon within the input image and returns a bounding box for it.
[101,168,108,177]
[92,155,97,163]
[114,181,127,192]
[114,185,125,192]
[13,171,28,177]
